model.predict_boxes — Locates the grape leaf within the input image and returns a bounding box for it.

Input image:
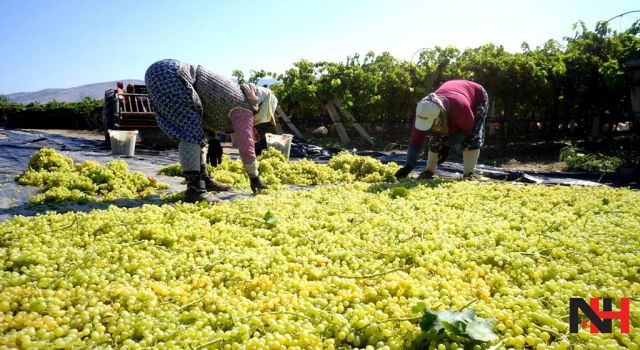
[438,308,476,325]
[419,308,438,331]
[389,186,409,198]
[466,317,499,342]
[412,302,427,314]
[414,306,499,346]
[263,211,278,228]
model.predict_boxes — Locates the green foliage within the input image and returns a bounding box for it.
[248,69,276,85]
[263,210,278,228]
[410,303,499,349]
[232,69,246,84]
[559,145,624,172]
[7,98,103,113]
[389,186,410,199]
[0,97,104,128]
[266,20,639,142]
[2,19,637,144]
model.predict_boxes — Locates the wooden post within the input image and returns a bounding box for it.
[332,99,375,146]
[591,115,601,139]
[325,102,351,145]
[275,106,304,139]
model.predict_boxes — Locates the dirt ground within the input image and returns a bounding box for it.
[497,159,566,172]
[31,129,106,141]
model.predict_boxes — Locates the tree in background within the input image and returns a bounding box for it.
[1,20,638,144]
[562,20,640,138]
[269,19,639,143]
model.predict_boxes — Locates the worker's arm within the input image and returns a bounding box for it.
[407,127,429,167]
[229,107,267,193]
[395,126,428,179]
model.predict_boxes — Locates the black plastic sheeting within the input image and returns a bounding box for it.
[1,128,637,222]
[290,136,638,188]
[0,129,186,222]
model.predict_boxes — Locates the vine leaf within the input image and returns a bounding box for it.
[419,308,437,331]
[263,211,278,228]
[466,317,499,342]
[415,304,499,345]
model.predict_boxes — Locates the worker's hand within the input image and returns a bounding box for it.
[417,170,435,180]
[207,139,224,167]
[437,145,450,165]
[250,176,268,194]
[394,165,414,179]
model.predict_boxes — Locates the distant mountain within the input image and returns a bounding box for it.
[255,78,278,87]
[5,80,144,103]
[4,78,279,104]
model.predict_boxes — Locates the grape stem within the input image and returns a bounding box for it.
[399,225,427,243]
[357,315,423,331]
[178,296,205,310]
[531,323,569,341]
[362,246,391,256]
[239,311,315,321]
[76,340,111,349]
[517,248,550,256]
[193,337,223,349]
[201,259,224,271]
[332,266,412,279]
[458,298,479,311]
[47,213,79,234]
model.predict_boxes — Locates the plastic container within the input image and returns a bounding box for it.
[108,130,138,156]
[265,133,293,160]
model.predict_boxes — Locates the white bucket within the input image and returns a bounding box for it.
[108,130,138,156]
[265,133,293,160]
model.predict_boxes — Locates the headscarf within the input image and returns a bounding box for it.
[254,86,278,125]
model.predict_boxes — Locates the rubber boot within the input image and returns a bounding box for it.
[462,148,481,179]
[184,171,220,203]
[201,165,232,192]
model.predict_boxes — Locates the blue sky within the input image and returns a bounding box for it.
[0,0,638,94]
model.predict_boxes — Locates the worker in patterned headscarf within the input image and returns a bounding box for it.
[145,59,278,203]
[395,80,489,180]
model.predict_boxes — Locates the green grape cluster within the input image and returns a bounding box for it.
[327,152,398,183]
[16,148,169,204]
[157,148,401,190]
[0,181,638,349]
[156,163,183,177]
[24,147,74,173]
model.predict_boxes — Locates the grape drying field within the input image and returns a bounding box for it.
[1,150,639,349]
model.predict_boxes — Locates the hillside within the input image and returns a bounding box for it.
[4,80,144,103]
[5,78,278,104]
